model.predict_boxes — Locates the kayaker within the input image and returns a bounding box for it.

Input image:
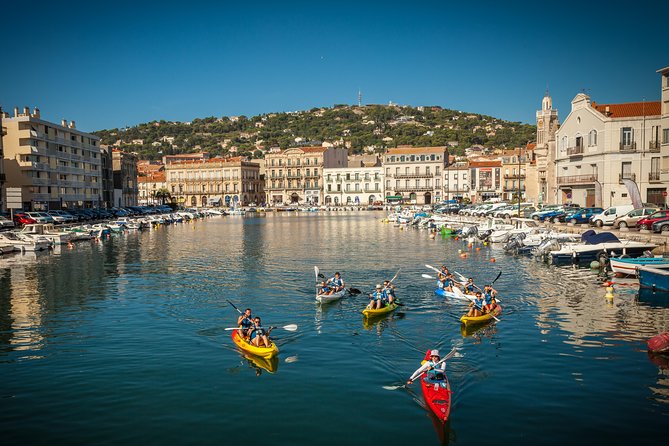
[464,278,476,295]
[466,292,486,317]
[249,317,273,348]
[406,350,446,385]
[383,280,396,304]
[367,284,387,310]
[327,272,345,292]
[237,308,254,339]
[482,285,498,312]
[318,280,333,296]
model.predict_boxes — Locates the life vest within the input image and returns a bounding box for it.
[240,317,253,329]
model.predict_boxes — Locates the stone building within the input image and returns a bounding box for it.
[112,149,139,207]
[534,92,560,204]
[382,146,449,205]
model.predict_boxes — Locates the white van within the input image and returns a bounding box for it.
[590,205,635,227]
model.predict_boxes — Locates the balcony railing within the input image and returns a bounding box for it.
[649,141,660,152]
[649,171,661,182]
[619,173,636,183]
[393,173,434,179]
[620,141,637,152]
[394,186,434,192]
[557,174,597,185]
[567,145,584,156]
[503,173,526,179]
[503,186,526,192]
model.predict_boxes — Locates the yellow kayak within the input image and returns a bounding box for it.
[231,329,279,359]
[362,302,398,318]
[241,351,279,374]
[460,305,502,326]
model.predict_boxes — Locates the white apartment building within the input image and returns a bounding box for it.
[322,166,384,206]
[469,160,503,202]
[554,93,662,208]
[659,66,669,183]
[382,146,449,205]
[1,106,102,210]
[442,163,470,201]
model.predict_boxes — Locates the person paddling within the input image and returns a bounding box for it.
[466,292,486,317]
[383,280,396,305]
[482,285,498,312]
[237,308,254,339]
[464,277,477,295]
[327,272,345,292]
[318,280,333,296]
[249,317,273,348]
[406,350,447,385]
[367,284,387,310]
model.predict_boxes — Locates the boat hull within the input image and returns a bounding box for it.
[362,302,398,318]
[460,305,502,326]
[316,289,346,303]
[231,330,279,359]
[637,265,669,293]
[610,257,669,276]
[550,246,655,266]
[421,375,452,423]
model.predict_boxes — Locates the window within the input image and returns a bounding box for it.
[663,128,669,144]
[621,127,633,146]
[589,130,598,146]
[621,162,632,179]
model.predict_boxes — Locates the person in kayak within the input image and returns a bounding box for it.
[383,280,396,304]
[466,292,486,317]
[464,278,477,295]
[367,284,388,310]
[406,350,446,385]
[249,317,273,348]
[327,272,345,292]
[482,284,498,312]
[317,280,333,296]
[237,308,254,339]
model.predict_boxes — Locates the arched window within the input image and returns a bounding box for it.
[589,130,598,146]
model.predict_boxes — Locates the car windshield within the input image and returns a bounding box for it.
[649,212,665,218]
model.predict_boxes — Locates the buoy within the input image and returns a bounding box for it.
[476,247,481,252]
[454,237,459,241]
[490,258,496,263]
[605,286,614,300]
[458,249,462,253]
[468,243,473,249]
[483,242,488,246]
[430,233,436,239]
[460,253,467,258]
[590,260,600,269]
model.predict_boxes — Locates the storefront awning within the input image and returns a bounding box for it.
[209,196,222,203]
[386,195,402,199]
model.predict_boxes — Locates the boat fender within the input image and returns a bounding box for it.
[647,332,669,353]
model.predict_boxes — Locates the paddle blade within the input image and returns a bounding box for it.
[348,288,362,295]
[422,274,435,279]
[425,264,440,273]
[314,266,319,279]
[382,385,405,391]
[492,270,502,284]
[282,324,298,331]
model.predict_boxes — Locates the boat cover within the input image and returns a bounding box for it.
[581,230,620,244]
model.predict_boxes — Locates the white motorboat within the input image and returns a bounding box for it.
[544,230,657,266]
[21,223,74,245]
[0,242,16,254]
[487,218,543,243]
[0,232,51,251]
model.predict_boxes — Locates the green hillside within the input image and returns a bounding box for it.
[93,105,536,160]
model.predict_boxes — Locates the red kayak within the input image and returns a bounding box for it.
[420,350,452,423]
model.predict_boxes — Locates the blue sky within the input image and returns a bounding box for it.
[1,0,665,131]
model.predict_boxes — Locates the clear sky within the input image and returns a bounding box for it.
[1,0,665,132]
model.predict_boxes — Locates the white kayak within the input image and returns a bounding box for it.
[316,289,346,304]
[434,287,470,301]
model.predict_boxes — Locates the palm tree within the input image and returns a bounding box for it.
[155,188,172,205]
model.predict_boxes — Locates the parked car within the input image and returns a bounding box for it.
[637,210,669,230]
[612,207,658,229]
[651,217,669,233]
[26,212,55,223]
[589,205,635,227]
[13,212,38,226]
[0,215,15,230]
[563,207,604,224]
[530,205,563,220]
[47,210,68,224]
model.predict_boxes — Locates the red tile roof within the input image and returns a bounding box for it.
[592,101,660,118]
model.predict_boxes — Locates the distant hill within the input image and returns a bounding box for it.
[93,104,536,160]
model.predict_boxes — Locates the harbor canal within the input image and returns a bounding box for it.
[0,212,667,445]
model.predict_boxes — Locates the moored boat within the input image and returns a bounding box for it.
[636,265,669,293]
[231,329,279,359]
[610,256,669,276]
[460,305,502,326]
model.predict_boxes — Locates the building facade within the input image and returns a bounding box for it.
[469,160,503,202]
[112,149,139,207]
[138,171,167,206]
[534,93,560,204]
[0,107,5,212]
[264,147,348,205]
[1,106,102,210]
[100,146,113,208]
[382,146,449,205]
[322,166,384,206]
[554,93,662,208]
[659,66,669,184]
[500,149,530,202]
[442,162,470,201]
[165,157,263,207]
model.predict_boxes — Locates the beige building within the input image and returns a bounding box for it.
[112,149,139,207]
[0,107,5,212]
[534,92,560,204]
[264,146,348,205]
[322,166,384,206]
[554,94,662,207]
[659,66,669,183]
[500,149,530,202]
[165,157,263,207]
[443,162,470,201]
[138,171,167,205]
[382,146,449,204]
[1,106,102,210]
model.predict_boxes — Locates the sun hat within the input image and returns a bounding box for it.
[430,349,440,356]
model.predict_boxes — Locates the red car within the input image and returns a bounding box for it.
[637,210,669,230]
[13,212,37,226]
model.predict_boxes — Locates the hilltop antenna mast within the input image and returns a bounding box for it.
[358,89,362,107]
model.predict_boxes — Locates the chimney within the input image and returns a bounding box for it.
[13,106,19,117]
[33,107,40,118]
[61,119,67,127]
[69,120,76,129]
[23,106,30,115]
[605,106,610,116]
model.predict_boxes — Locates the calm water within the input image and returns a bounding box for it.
[1,213,668,445]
